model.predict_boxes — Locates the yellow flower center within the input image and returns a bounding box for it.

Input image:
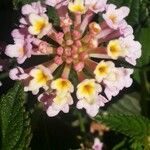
[83,84,94,94]
[98,65,109,76]
[34,20,46,33]
[35,70,49,84]
[79,82,95,97]
[60,80,69,89]
[74,5,85,12]
[110,45,119,53]
[77,80,101,104]
[107,40,122,59]
[51,78,73,93]
[68,0,86,14]
[94,61,110,79]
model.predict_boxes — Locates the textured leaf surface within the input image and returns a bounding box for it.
[0,83,32,150]
[105,92,141,115]
[95,114,150,149]
[127,0,140,26]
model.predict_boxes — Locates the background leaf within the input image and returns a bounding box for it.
[104,92,141,115]
[138,27,150,67]
[126,0,140,26]
[12,0,43,9]
[95,114,150,150]
[133,27,150,84]
[0,83,32,150]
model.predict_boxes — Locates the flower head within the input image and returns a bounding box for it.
[9,67,29,80]
[45,0,62,7]
[21,2,46,15]
[94,61,114,82]
[24,65,53,95]
[76,79,108,117]
[85,0,107,13]
[68,0,87,14]
[51,78,74,94]
[28,13,51,38]
[103,4,130,29]
[92,138,103,150]
[5,29,33,64]
[119,35,142,65]
[38,78,74,116]
[6,0,141,117]
[42,92,73,117]
[107,39,126,59]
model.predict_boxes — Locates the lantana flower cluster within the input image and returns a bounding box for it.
[6,0,141,117]
[92,138,103,150]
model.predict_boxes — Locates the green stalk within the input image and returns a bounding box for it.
[0,72,9,80]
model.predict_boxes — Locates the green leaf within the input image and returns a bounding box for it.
[104,92,141,115]
[47,6,60,26]
[133,27,150,83]
[0,83,32,150]
[95,114,150,150]
[107,0,124,6]
[127,0,140,26]
[138,27,150,66]
[69,66,79,87]
[53,63,65,79]
[133,69,141,84]
[13,0,44,9]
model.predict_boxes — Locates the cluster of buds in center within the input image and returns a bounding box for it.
[51,28,88,72]
[5,0,141,117]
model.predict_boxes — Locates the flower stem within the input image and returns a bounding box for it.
[0,72,9,80]
[77,112,85,133]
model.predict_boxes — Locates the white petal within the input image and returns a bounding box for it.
[47,106,60,117]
